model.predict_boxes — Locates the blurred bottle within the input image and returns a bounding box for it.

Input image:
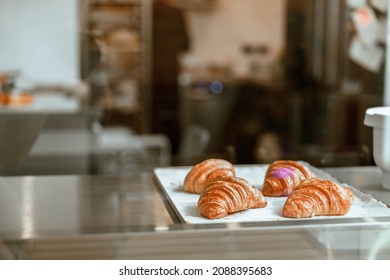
[0,73,33,106]
[0,75,9,104]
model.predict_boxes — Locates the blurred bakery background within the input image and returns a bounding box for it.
[0,0,388,176]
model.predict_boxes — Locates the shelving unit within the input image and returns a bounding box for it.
[80,0,152,133]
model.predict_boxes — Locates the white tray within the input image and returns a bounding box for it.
[153,163,390,224]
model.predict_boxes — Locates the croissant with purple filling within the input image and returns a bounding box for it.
[198,176,267,219]
[261,160,315,197]
[184,158,235,194]
[282,178,354,218]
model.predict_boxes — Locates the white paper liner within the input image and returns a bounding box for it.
[154,163,390,224]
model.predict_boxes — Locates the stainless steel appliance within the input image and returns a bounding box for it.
[285,0,385,166]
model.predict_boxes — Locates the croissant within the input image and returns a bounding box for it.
[184,158,235,193]
[282,178,354,218]
[198,176,267,219]
[262,160,315,197]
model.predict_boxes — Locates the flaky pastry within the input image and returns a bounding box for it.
[262,160,315,197]
[282,178,354,218]
[184,158,235,193]
[198,176,267,219]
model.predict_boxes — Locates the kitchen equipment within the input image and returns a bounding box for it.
[0,112,47,175]
[178,65,237,154]
[364,106,390,190]
[0,98,102,175]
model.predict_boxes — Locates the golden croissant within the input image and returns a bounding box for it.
[198,176,267,219]
[262,160,315,197]
[282,178,354,218]
[184,158,235,193]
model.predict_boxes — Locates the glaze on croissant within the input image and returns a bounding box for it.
[262,160,315,197]
[184,158,235,193]
[282,178,354,218]
[198,176,267,219]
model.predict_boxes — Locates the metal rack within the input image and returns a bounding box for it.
[80,0,152,133]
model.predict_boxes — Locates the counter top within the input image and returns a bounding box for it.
[0,174,173,241]
[1,166,390,260]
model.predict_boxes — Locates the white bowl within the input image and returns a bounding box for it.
[364,106,390,190]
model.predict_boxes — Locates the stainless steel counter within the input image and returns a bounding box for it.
[1,166,390,260]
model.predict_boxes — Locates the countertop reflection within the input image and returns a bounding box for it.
[0,174,173,240]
